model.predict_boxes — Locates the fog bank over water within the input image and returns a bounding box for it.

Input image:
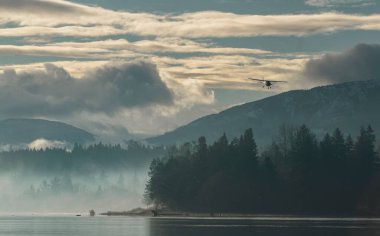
[0,170,148,213]
[0,171,147,213]
[0,143,163,213]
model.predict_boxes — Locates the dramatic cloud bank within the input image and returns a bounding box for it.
[303,43,380,83]
[0,60,215,136]
[0,61,174,116]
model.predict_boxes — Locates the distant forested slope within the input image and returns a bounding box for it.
[0,118,95,145]
[0,141,164,174]
[148,80,380,148]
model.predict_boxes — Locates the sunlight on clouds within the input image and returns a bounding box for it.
[0,0,377,94]
[0,0,377,137]
[0,1,379,38]
[0,13,378,38]
[28,139,68,150]
[152,55,309,91]
[0,45,110,58]
[0,52,311,92]
[57,77,215,136]
[0,60,216,136]
[0,38,272,58]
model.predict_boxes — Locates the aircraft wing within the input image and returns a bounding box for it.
[269,80,287,83]
[248,78,264,82]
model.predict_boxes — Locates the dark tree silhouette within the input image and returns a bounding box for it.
[145,125,380,215]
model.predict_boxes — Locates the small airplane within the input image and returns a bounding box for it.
[248,78,287,89]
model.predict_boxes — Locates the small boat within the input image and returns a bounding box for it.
[89,210,95,217]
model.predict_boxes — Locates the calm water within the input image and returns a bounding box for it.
[1,216,380,236]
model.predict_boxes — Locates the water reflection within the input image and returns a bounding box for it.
[148,217,380,236]
[2,216,380,236]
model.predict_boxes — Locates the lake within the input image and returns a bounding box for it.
[1,215,380,236]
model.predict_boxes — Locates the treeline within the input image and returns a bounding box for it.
[145,125,380,215]
[24,173,132,197]
[0,141,164,174]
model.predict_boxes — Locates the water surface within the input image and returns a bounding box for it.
[1,215,380,236]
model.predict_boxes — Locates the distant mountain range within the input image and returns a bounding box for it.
[0,118,95,145]
[148,80,380,147]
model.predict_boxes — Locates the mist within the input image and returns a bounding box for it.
[0,142,164,214]
[0,171,146,213]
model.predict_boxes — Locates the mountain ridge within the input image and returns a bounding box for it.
[147,80,380,147]
[0,118,95,145]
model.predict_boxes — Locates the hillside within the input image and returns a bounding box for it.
[0,118,95,145]
[148,80,380,147]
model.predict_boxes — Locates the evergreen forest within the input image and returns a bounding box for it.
[145,125,380,215]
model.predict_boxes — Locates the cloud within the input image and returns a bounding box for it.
[305,0,374,7]
[152,54,307,90]
[79,38,271,55]
[0,60,216,136]
[0,44,110,58]
[0,61,174,117]
[0,26,126,38]
[303,44,380,84]
[0,0,90,15]
[166,12,380,38]
[28,139,69,150]
[0,39,272,59]
[82,61,174,109]
[0,138,69,151]
[0,1,379,38]
[0,52,308,91]
[0,0,117,26]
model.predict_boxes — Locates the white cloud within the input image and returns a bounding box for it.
[28,138,68,150]
[0,44,109,58]
[0,26,127,38]
[0,1,379,38]
[0,139,69,151]
[0,52,310,91]
[0,39,272,59]
[306,0,374,7]
[152,54,308,90]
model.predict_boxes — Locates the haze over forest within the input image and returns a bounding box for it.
[0,0,379,214]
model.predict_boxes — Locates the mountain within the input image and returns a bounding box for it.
[148,80,380,147]
[0,118,95,145]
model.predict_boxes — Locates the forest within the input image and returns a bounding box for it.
[0,140,164,174]
[145,125,380,215]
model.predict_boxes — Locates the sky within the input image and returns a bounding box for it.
[0,0,379,140]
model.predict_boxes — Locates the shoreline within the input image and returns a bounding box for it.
[1,212,380,220]
[100,208,380,218]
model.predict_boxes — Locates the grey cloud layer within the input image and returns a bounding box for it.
[0,61,174,117]
[304,43,380,83]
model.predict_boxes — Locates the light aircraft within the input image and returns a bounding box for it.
[248,78,287,89]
